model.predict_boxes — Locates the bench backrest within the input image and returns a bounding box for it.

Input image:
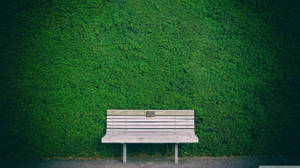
[106,110,195,135]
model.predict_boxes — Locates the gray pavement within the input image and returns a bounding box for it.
[2,156,300,168]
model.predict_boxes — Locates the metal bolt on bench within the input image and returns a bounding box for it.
[101,110,199,163]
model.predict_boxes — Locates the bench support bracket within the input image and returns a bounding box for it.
[175,143,178,164]
[123,144,127,163]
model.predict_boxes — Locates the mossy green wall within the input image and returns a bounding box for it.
[1,0,299,158]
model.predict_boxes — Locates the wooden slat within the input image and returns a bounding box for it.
[107,110,194,116]
[102,136,197,139]
[107,122,193,126]
[106,133,194,135]
[102,134,199,143]
[107,120,193,124]
[106,131,195,135]
[103,135,197,139]
[103,134,198,138]
[107,119,193,122]
[102,139,198,143]
[107,125,194,129]
[105,131,196,135]
[107,116,194,119]
[106,129,194,132]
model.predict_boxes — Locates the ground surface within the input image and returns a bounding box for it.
[2,157,300,168]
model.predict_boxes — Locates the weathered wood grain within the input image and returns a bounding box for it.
[102,135,198,143]
[102,110,198,143]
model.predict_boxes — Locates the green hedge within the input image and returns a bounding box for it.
[0,0,299,158]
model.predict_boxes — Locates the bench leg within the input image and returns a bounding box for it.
[175,143,178,164]
[123,144,127,163]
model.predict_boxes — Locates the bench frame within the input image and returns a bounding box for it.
[122,143,179,163]
[101,110,198,163]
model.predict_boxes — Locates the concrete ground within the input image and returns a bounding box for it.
[2,156,300,168]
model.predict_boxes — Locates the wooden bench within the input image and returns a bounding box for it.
[101,110,198,163]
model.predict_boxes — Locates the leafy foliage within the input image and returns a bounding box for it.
[0,0,299,158]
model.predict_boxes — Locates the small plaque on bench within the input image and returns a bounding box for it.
[146,111,155,117]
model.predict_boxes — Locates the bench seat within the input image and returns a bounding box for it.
[102,133,198,143]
